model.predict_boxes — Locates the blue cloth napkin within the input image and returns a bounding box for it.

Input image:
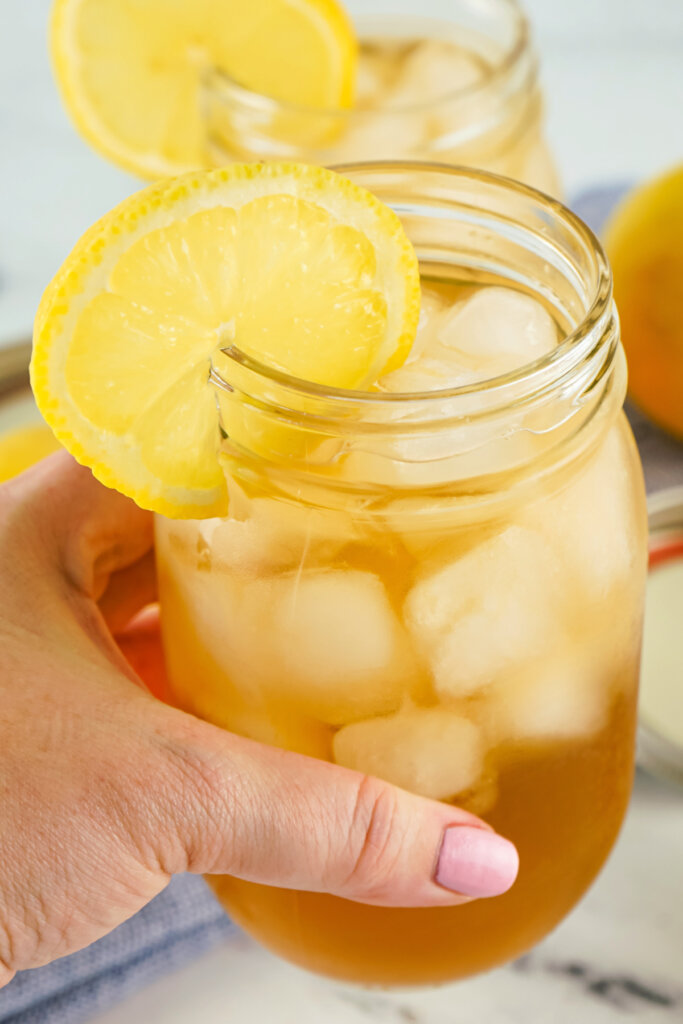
[570,182,629,233]
[0,876,233,1023]
[0,182,662,1024]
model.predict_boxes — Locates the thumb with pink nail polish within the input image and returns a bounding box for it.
[0,454,520,986]
[436,826,520,899]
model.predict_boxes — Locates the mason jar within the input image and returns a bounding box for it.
[202,0,559,195]
[156,164,647,986]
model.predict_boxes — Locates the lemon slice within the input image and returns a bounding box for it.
[31,162,420,518]
[50,0,357,179]
[604,165,683,440]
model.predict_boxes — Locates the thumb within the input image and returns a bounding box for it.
[143,704,519,907]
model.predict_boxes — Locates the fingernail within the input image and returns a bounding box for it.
[436,826,519,898]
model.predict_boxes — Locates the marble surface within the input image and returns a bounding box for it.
[1,1,683,1021]
[92,774,683,1024]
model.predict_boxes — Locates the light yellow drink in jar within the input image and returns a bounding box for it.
[156,276,646,985]
[204,1,559,195]
[344,36,556,193]
[50,0,558,193]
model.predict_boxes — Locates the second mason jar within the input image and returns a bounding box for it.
[156,164,647,986]
[202,0,559,195]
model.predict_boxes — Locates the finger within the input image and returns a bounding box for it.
[4,450,153,598]
[139,705,519,908]
[99,551,158,633]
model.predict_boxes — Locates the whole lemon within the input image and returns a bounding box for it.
[605,166,683,440]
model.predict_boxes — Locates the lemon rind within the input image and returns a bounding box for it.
[31,163,420,518]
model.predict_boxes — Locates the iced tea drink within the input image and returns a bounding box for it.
[156,166,647,985]
[204,0,559,195]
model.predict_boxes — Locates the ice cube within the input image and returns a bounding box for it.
[524,423,646,603]
[491,647,611,744]
[455,769,499,817]
[333,707,484,800]
[386,40,484,108]
[404,525,563,698]
[379,354,477,394]
[336,110,419,161]
[379,287,476,393]
[383,498,482,560]
[158,548,275,701]
[164,601,334,758]
[352,287,551,487]
[355,49,394,109]
[198,497,354,576]
[371,318,479,484]
[437,287,558,376]
[265,569,412,724]
[339,42,484,160]
[405,285,453,362]
[159,524,384,733]
[382,286,557,393]
[208,699,333,760]
[159,557,408,730]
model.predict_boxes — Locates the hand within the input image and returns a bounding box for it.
[0,453,518,987]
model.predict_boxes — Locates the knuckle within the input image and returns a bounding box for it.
[142,714,237,874]
[55,703,240,879]
[158,724,224,805]
[342,776,405,902]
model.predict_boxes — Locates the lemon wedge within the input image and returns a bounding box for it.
[50,0,357,178]
[31,163,420,518]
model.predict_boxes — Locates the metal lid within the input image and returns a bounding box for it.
[638,486,683,787]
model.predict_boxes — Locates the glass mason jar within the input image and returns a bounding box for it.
[202,0,559,195]
[156,164,647,987]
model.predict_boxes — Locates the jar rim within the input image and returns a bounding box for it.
[202,1,531,121]
[211,161,614,427]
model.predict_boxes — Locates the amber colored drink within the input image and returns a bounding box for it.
[157,265,646,986]
[208,699,636,985]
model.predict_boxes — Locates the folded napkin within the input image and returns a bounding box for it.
[0,876,233,1024]
[571,181,630,233]
[2,183,682,1024]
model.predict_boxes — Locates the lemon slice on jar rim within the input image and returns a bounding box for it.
[50,0,358,178]
[31,162,420,519]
